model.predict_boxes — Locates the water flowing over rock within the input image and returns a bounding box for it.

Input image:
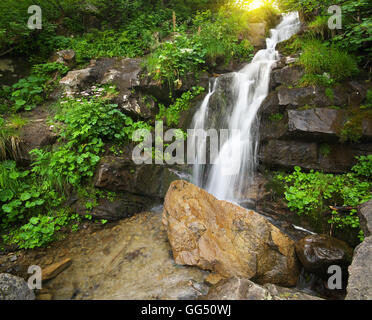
[0,273,35,300]
[200,277,323,300]
[295,234,353,279]
[162,180,300,286]
[190,12,301,201]
[346,200,372,300]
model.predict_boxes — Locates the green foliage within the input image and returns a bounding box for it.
[269,113,284,122]
[0,161,46,228]
[5,210,80,249]
[340,118,363,143]
[10,76,45,111]
[279,0,372,64]
[3,62,69,113]
[192,10,254,67]
[146,34,207,89]
[361,90,372,109]
[277,157,372,241]
[298,39,358,86]
[157,86,205,126]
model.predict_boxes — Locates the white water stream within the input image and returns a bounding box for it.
[191,12,301,201]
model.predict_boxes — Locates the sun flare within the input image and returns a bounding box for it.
[235,0,275,11]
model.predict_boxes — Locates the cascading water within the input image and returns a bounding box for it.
[191,12,301,201]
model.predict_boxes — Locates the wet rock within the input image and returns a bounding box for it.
[260,139,372,173]
[206,73,236,130]
[200,277,323,300]
[51,50,76,67]
[259,91,280,116]
[270,65,304,89]
[295,235,353,279]
[163,180,300,286]
[278,86,329,107]
[287,108,340,140]
[17,211,209,300]
[42,258,72,282]
[260,139,318,169]
[346,237,372,300]
[94,156,180,198]
[0,273,35,300]
[72,195,149,222]
[277,82,369,108]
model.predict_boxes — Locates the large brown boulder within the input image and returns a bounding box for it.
[162,180,300,286]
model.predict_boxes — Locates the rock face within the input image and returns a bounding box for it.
[59,58,156,119]
[72,194,150,222]
[270,65,304,89]
[346,237,372,300]
[0,273,35,300]
[357,200,372,237]
[51,50,76,67]
[162,180,300,286]
[201,277,323,300]
[287,108,340,140]
[346,200,372,300]
[94,156,181,198]
[295,235,353,279]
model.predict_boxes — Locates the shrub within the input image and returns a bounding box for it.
[277,156,372,241]
[156,86,205,126]
[146,34,207,89]
[298,39,359,85]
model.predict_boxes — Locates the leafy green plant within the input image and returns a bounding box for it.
[298,39,359,86]
[156,86,205,126]
[146,34,207,89]
[277,157,372,241]
[269,113,284,122]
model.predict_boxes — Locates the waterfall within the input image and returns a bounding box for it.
[191,12,301,201]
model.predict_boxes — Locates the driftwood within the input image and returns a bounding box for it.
[329,205,355,213]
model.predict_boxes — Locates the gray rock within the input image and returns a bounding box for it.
[358,200,372,237]
[94,156,180,198]
[346,201,372,300]
[59,58,156,119]
[51,50,76,66]
[72,196,150,222]
[200,277,323,300]
[271,65,304,89]
[346,237,372,300]
[287,108,340,140]
[260,139,372,173]
[0,273,35,300]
